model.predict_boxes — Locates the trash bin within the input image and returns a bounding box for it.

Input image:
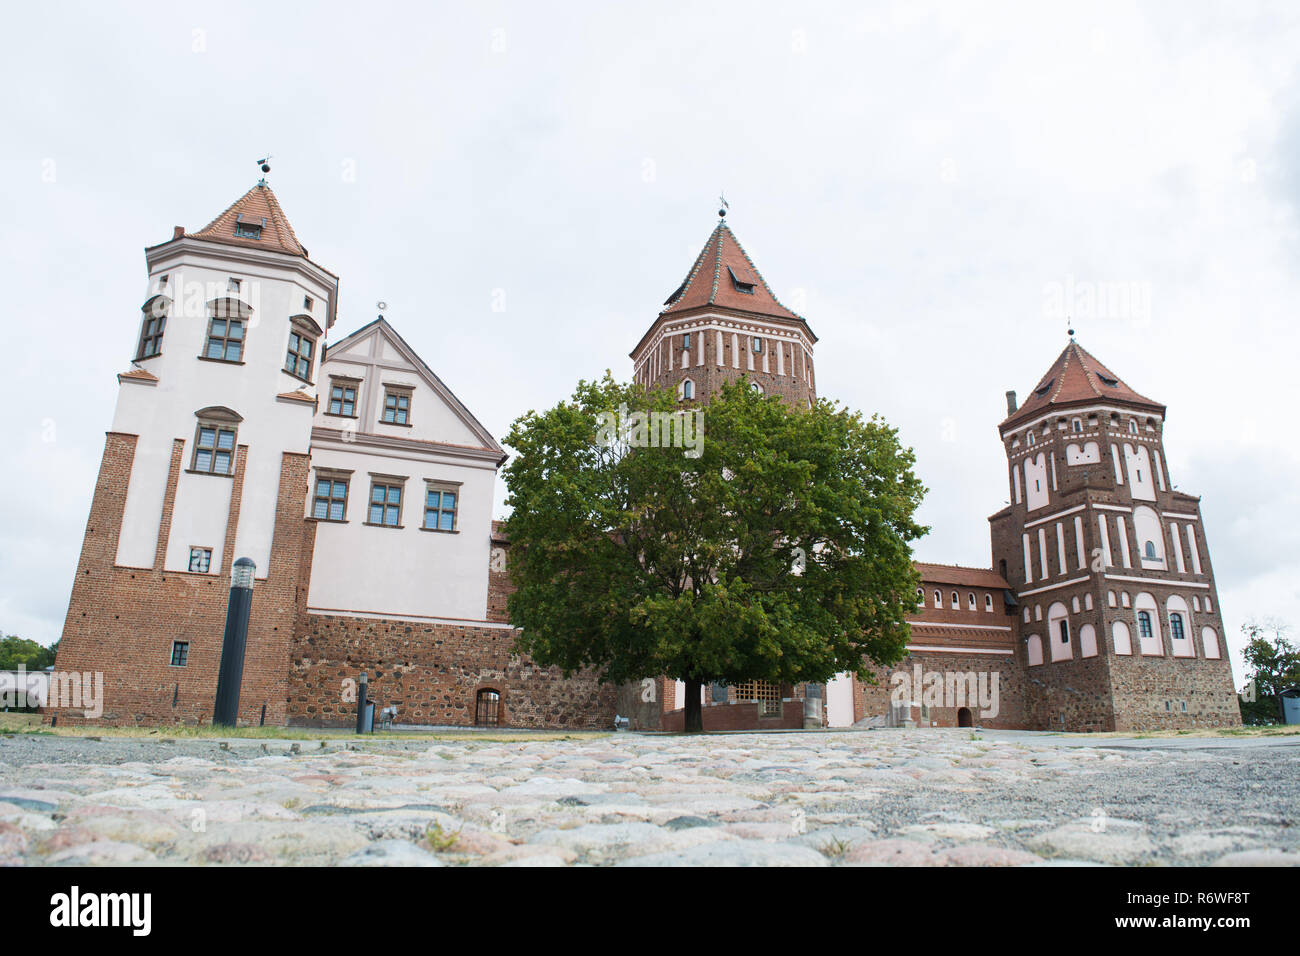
[1280,686,1300,725]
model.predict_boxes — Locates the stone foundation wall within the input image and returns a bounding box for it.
[287,612,616,729]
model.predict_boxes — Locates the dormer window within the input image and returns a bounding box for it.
[1098,374,1119,387]
[233,215,264,239]
[728,265,756,294]
[1034,378,1054,396]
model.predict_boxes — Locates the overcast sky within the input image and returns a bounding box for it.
[2,1,1297,685]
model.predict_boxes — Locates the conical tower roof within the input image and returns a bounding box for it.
[185,182,308,257]
[1002,339,1163,430]
[661,220,806,326]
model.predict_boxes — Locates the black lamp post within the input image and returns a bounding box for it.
[213,557,255,727]
[355,672,369,734]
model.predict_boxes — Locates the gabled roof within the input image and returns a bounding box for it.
[1001,339,1163,431]
[662,220,807,325]
[323,317,505,460]
[186,182,308,258]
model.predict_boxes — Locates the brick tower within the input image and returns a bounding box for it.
[50,180,339,726]
[629,211,818,407]
[620,214,825,730]
[989,337,1240,731]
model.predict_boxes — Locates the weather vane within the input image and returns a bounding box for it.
[256,154,272,186]
[718,192,729,218]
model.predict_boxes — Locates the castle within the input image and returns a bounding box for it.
[49,181,1241,733]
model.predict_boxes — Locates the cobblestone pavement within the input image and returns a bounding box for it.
[1,729,1297,866]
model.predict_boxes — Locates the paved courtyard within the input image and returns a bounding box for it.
[1,728,1297,866]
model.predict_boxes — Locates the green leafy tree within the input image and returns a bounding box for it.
[0,635,57,671]
[1239,621,1299,725]
[503,374,927,732]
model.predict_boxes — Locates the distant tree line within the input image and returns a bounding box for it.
[1239,621,1299,725]
[0,634,58,671]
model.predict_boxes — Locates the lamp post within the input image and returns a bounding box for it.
[355,671,369,734]
[213,557,255,727]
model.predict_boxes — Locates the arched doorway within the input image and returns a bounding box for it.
[957,707,973,728]
[475,689,501,726]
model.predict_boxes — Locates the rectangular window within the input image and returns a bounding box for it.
[137,313,166,359]
[312,476,349,521]
[682,333,691,349]
[368,481,403,527]
[188,547,212,572]
[285,330,315,381]
[382,389,411,425]
[204,317,245,362]
[170,641,189,667]
[751,336,762,352]
[192,424,237,475]
[304,295,314,310]
[328,381,358,417]
[227,277,241,292]
[423,486,458,531]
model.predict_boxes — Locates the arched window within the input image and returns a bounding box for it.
[967,592,976,610]
[1027,431,1036,446]
[1048,601,1072,661]
[916,587,924,607]
[1121,591,1131,608]
[1128,419,1138,434]
[1027,635,1043,666]
[933,589,941,608]
[475,689,501,727]
[1202,627,1221,659]
[985,593,993,612]
[1144,540,1157,559]
[950,591,959,609]
[1137,611,1153,640]
[1205,597,1213,613]
[1192,596,1201,612]
[1080,624,1098,658]
[1023,607,1031,623]
[679,379,695,400]
[1084,593,1093,611]
[1108,590,1117,607]
[1170,612,1185,642]
[751,381,763,394]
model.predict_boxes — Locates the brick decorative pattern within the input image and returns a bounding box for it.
[49,434,316,727]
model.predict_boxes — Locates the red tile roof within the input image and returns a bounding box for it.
[186,183,307,258]
[117,367,159,384]
[1002,339,1162,430]
[662,221,804,323]
[913,562,1010,589]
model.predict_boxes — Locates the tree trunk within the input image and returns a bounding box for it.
[684,677,703,733]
